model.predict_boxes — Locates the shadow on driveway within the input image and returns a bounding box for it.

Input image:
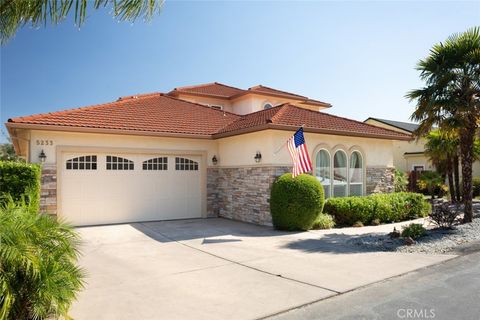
[130,217,301,243]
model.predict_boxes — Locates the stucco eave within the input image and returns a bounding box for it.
[5,122,214,140]
[5,124,22,155]
[213,124,412,141]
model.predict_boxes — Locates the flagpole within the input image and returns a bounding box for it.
[273,124,306,156]
[273,142,287,156]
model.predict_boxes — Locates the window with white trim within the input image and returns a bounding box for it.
[349,151,363,196]
[143,157,168,170]
[106,156,134,170]
[333,150,348,197]
[315,149,331,198]
[66,155,97,170]
[210,105,223,110]
[175,157,198,171]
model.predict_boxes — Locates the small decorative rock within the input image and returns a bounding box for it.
[404,237,416,246]
[389,227,401,239]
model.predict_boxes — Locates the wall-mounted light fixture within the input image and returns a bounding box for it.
[212,155,218,165]
[39,150,47,163]
[254,151,262,163]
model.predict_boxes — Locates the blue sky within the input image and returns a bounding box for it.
[1,1,479,141]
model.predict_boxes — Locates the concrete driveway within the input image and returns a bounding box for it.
[71,218,455,320]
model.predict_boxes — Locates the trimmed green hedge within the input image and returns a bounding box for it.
[270,173,325,231]
[0,161,41,212]
[323,192,431,227]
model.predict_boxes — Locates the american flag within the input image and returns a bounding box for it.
[287,127,312,177]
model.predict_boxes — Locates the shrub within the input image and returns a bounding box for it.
[270,173,325,230]
[416,171,446,198]
[429,203,461,229]
[394,169,408,192]
[352,221,364,227]
[0,161,41,212]
[401,223,426,239]
[323,192,430,227]
[0,200,85,319]
[312,214,335,229]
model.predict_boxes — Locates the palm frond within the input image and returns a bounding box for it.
[0,0,164,44]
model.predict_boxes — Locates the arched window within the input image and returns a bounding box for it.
[106,156,134,170]
[263,103,273,110]
[143,157,168,170]
[349,151,363,196]
[315,149,331,198]
[175,157,199,171]
[333,150,348,197]
[66,155,97,170]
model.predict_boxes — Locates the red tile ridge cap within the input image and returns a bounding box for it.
[268,103,291,123]
[248,85,308,99]
[117,92,162,101]
[171,82,245,92]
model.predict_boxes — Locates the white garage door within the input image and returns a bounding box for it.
[60,152,202,226]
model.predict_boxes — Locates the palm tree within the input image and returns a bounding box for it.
[408,27,480,223]
[0,199,85,319]
[0,0,164,44]
[424,129,459,203]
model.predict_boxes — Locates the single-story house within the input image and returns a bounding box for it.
[6,83,410,226]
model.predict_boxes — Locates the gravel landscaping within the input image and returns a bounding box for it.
[346,202,480,254]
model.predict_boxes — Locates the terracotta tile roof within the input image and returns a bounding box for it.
[168,82,331,108]
[216,104,411,140]
[8,94,240,136]
[247,85,307,100]
[8,95,410,140]
[168,82,245,99]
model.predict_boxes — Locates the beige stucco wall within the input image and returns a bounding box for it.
[29,130,219,166]
[176,93,324,115]
[231,94,323,115]
[28,128,394,169]
[393,138,432,172]
[365,119,432,173]
[272,131,394,167]
[175,95,234,113]
[217,130,394,167]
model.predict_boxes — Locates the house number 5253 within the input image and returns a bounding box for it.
[36,140,53,146]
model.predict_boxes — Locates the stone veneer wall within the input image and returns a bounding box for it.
[39,164,57,216]
[208,165,395,226]
[366,166,395,194]
[207,166,290,226]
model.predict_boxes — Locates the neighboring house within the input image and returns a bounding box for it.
[6,83,410,227]
[364,118,432,173]
[365,117,480,178]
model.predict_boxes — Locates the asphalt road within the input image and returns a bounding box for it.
[268,251,480,320]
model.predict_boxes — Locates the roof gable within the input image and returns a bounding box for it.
[169,82,245,99]
[247,85,307,100]
[168,82,331,108]
[365,118,419,133]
